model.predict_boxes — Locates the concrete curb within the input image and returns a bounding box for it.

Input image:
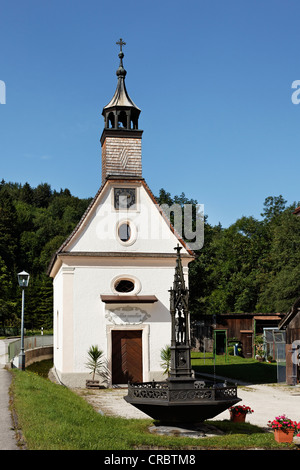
[0,366,20,450]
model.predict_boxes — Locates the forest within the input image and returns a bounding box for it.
[0,179,300,331]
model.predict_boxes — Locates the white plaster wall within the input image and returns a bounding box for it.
[53,269,63,373]
[72,266,107,373]
[52,179,193,386]
[53,267,75,376]
[71,263,174,378]
[53,256,191,386]
[66,183,189,256]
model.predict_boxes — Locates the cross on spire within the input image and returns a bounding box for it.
[116,38,126,52]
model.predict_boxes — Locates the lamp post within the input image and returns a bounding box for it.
[17,271,30,371]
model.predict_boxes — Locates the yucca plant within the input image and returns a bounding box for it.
[86,345,104,381]
[160,345,171,376]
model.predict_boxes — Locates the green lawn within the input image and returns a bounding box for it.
[191,352,277,384]
[9,360,297,451]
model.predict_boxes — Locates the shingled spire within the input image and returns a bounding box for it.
[100,39,143,183]
[102,38,141,130]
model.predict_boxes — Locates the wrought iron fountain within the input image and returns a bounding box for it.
[124,246,241,425]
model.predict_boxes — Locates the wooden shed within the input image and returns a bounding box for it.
[278,297,300,385]
[191,312,285,358]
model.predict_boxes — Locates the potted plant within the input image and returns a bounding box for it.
[229,405,254,423]
[267,415,300,443]
[160,345,171,377]
[86,345,105,389]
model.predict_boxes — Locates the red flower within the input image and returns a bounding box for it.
[267,415,300,434]
[229,405,254,415]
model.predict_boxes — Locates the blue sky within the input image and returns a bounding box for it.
[1,0,300,227]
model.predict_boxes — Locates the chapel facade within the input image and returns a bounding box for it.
[48,40,194,387]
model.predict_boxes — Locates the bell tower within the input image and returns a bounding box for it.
[100,39,143,183]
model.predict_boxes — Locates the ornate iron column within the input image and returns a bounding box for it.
[169,245,193,382]
[125,244,241,424]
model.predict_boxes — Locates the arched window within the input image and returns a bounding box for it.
[131,116,138,130]
[117,110,127,128]
[108,112,115,128]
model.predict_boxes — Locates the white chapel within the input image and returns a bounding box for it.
[48,40,194,387]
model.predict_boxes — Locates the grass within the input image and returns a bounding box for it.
[191,352,277,384]
[9,360,298,450]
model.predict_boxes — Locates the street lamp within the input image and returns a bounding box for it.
[17,271,30,371]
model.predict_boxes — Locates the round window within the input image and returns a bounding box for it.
[118,223,131,242]
[114,279,135,293]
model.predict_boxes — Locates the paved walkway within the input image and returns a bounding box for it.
[212,383,300,427]
[76,382,300,429]
[0,365,19,450]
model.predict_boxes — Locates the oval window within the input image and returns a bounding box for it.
[118,223,131,242]
[114,279,135,293]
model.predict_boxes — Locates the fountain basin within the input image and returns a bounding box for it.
[124,379,241,424]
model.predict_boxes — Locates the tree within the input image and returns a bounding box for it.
[188,221,222,316]
[0,256,17,327]
[0,186,18,270]
[196,215,269,314]
[20,182,34,205]
[0,181,91,330]
[33,183,52,208]
[257,204,300,312]
[1,179,300,330]
[261,195,287,223]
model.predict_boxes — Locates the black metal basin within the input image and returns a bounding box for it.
[124,380,241,424]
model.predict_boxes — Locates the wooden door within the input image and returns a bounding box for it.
[112,330,143,384]
[241,332,253,358]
